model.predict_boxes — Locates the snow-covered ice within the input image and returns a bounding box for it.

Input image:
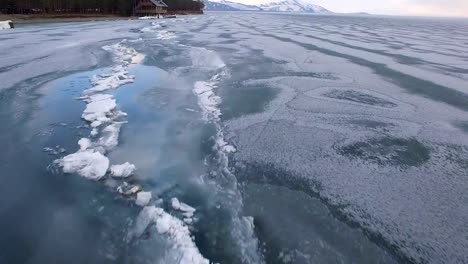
[97,122,123,151]
[81,94,117,124]
[132,206,210,264]
[110,162,136,178]
[135,191,152,206]
[58,149,109,180]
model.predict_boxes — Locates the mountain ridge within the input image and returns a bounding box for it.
[204,0,332,13]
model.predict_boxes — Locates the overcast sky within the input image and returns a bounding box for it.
[232,0,468,17]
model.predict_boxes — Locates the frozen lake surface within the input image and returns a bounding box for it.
[0,13,467,264]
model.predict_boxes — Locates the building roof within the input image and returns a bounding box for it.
[150,0,168,7]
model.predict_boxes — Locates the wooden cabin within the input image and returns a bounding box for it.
[134,0,168,16]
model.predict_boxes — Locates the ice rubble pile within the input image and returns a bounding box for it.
[191,48,236,154]
[57,42,140,180]
[133,206,209,264]
[54,40,210,263]
[190,47,263,263]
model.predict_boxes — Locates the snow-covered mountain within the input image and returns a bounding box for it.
[204,0,332,13]
[259,0,330,13]
[205,0,262,11]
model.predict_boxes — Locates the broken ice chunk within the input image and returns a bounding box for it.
[110,162,136,178]
[117,182,141,196]
[57,150,109,180]
[171,198,196,218]
[135,191,152,207]
[78,138,93,151]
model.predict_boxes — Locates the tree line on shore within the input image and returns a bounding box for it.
[0,0,205,15]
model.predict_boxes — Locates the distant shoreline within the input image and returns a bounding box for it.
[0,12,201,24]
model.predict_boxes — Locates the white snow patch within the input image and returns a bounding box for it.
[110,162,136,178]
[216,137,237,153]
[193,81,222,121]
[81,94,117,124]
[97,122,123,150]
[0,20,12,30]
[171,198,196,219]
[131,53,146,64]
[85,71,134,94]
[78,138,93,151]
[58,149,109,180]
[135,191,152,206]
[132,206,209,264]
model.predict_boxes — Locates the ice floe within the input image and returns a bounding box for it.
[97,122,123,151]
[58,148,109,180]
[81,94,117,124]
[78,138,93,151]
[171,198,196,219]
[84,72,134,94]
[110,162,136,178]
[135,191,152,206]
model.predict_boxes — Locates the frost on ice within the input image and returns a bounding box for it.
[110,162,136,178]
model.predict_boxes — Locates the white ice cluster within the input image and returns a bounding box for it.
[55,40,210,262]
[133,206,209,264]
[171,197,197,224]
[56,42,142,180]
